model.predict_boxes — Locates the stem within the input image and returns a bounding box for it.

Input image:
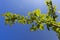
[57,33,60,40]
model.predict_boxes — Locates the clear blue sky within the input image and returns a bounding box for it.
[0,0,60,40]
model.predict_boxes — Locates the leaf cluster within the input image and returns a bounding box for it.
[1,0,60,40]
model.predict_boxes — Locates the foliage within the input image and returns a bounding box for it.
[0,0,60,40]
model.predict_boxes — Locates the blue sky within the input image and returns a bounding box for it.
[0,0,60,40]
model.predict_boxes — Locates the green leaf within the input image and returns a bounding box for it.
[39,24,44,30]
[33,9,41,17]
[57,22,60,26]
[56,28,60,32]
[53,5,56,12]
[46,25,51,31]
[52,27,57,31]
